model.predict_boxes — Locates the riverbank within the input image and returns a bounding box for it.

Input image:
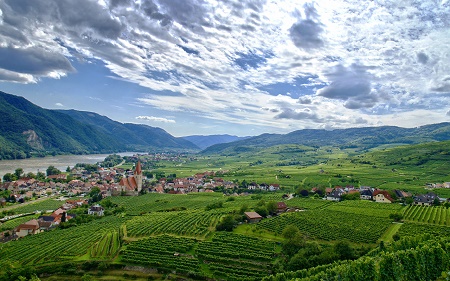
[0,152,138,179]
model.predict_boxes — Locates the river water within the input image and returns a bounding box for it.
[0,152,138,178]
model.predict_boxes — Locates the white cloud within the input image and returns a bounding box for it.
[136,115,176,123]
[0,0,449,133]
[55,102,64,107]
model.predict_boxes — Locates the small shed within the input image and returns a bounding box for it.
[244,212,262,223]
[276,202,288,214]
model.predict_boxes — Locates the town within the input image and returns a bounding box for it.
[1,154,449,243]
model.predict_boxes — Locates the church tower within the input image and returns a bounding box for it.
[134,160,143,192]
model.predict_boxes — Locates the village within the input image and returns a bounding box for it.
[1,157,449,242]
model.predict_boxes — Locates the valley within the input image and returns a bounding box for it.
[0,140,449,281]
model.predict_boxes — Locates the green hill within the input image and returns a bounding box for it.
[0,91,125,159]
[202,123,450,155]
[57,109,199,151]
[0,91,198,159]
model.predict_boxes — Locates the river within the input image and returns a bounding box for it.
[0,152,138,178]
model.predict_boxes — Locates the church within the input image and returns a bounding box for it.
[115,161,143,196]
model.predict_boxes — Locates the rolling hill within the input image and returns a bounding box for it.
[201,123,450,155]
[57,109,199,151]
[0,91,198,159]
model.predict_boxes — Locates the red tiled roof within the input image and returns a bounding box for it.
[373,190,394,202]
[135,161,142,175]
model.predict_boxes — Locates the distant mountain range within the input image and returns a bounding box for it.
[0,91,198,159]
[2,90,450,160]
[201,123,450,154]
[182,134,250,150]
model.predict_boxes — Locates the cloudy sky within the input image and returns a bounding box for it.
[0,0,449,137]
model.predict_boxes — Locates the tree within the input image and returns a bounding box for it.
[36,171,46,181]
[334,241,355,260]
[3,173,17,182]
[254,206,268,217]
[404,197,414,205]
[14,168,23,178]
[282,225,300,240]
[299,189,309,197]
[46,166,61,176]
[216,214,237,231]
[26,172,36,179]
[66,166,71,172]
[342,192,360,200]
[433,197,441,206]
[282,232,306,257]
[266,201,278,215]
[389,213,403,222]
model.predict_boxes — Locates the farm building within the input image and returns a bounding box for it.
[244,212,262,223]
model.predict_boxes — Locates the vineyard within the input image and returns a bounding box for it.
[198,232,277,280]
[0,216,128,267]
[91,229,122,258]
[122,232,277,280]
[125,209,226,238]
[324,200,404,218]
[403,205,450,225]
[396,222,450,238]
[256,209,392,243]
[4,199,62,214]
[3,192,450,280]
[285,197,332,210]
[121,235,200,275]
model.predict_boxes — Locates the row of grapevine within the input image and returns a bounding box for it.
[325,200,404,218]
[110,193,225,215]
[256,209,391,243]
[91,229,121,258]
[125,210,225,238]
[295,239,450,281]
[197,232,276,280]
[0,216,127,267]
[403,205,450,225]
[285,198,332,210]
[120,235,200,274]
[396,222,450,238]
[7,199,62,214]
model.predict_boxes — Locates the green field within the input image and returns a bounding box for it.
[1,141,450,280]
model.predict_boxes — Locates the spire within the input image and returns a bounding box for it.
[135,160,142,175]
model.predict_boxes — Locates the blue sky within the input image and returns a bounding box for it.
[0,0,449,137]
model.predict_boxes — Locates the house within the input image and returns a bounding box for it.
[244,212,262,223]
[88,204,104,216]
[326,188,345,201]
[269,184,280,191]
[360,189,373,200]
[247,182,258,190]
[394,190,412,199]
[15,219,41,238]
[414,195,432,206]
[373,190,394,203]
[276,202,288,214]
[413,193,439,206]
[47,174,67,181]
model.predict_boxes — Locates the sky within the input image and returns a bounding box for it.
[0,0,449,137]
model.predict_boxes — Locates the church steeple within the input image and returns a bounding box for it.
[135,160,143,192]
[135,160,142,175]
